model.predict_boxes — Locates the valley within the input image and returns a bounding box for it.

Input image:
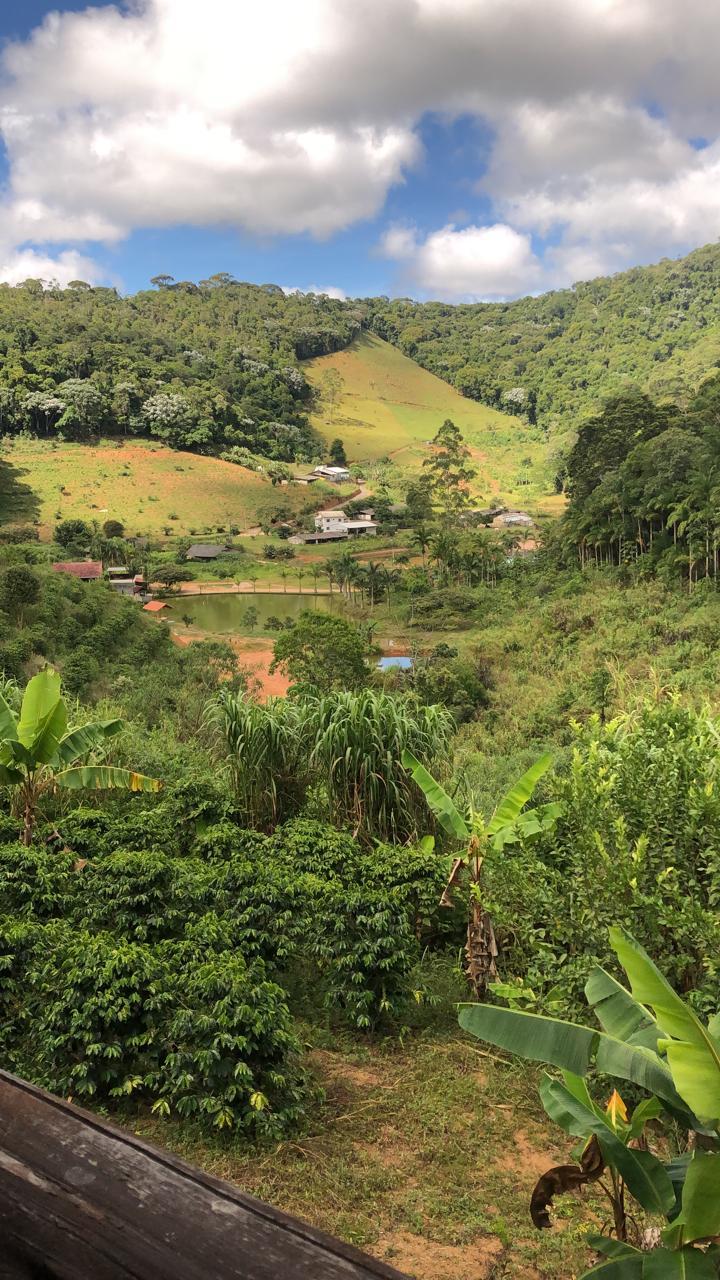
[1,251,720,1280]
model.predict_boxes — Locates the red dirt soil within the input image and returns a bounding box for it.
[171,627,289,699]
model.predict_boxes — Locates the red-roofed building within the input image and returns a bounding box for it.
[143,600,171,613]
[52,560,103,581]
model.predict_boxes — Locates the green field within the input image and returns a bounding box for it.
[305,332,554,507]
[0,439,336,539]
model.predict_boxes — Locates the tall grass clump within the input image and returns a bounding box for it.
[310,690,454,843]
[212,691,312,831]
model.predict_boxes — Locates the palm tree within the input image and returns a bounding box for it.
[247,566,259,593]
[310,565,321,595]
[280,568,289,593]
[364,560,384,609]
[295,567,306,594]
[412,522,432,568]
[0,669,161,846]
[320,559,336,594]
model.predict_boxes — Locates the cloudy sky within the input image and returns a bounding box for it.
[1,0,719,299]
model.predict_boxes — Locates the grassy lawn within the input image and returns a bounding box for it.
[132,1031,601,1280]
[304,333,553,508]
[0,439,336,539]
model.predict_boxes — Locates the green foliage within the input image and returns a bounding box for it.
[270,609,375,692]
[460,930,720,1277]
[423,418,476,519]
[481,702,720,1018]
[212,691,312,831]
[312,690,455,843]
[55,517,91,548]
[560,382,720,585]
[0,668,160,844]
[366,242,720,432]
[0,278,361,461]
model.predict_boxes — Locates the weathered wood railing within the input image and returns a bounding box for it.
[0,1070,409,1280]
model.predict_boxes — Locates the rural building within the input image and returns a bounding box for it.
[186,544,227,561]
[299,528,350,544]
[294,474,319,486]
[52,560,103,582]
[314,509,378,537]
[493,511,533,528]
[312,464,351,483]
[143,600,171,613]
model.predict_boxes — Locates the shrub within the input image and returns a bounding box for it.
[483,701,720,1017]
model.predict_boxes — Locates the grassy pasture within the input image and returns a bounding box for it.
[0,439,334,539]
[305,332,554,507]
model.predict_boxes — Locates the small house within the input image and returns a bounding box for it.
[313,510,378,539]
[52,560,103,582]
[143,600,172,613]
[312,465,351,483]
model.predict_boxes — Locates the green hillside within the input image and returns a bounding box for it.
[305,332,555,507]
[366,241,720,437]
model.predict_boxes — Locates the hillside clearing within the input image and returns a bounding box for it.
[0,439,331,539]
[305,333,553,507]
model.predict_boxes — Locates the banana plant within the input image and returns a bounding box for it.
[402,750,561,997]
[0,668,162,845]
[459,928,720,1277]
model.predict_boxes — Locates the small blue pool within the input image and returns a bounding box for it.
[378,655,413,670]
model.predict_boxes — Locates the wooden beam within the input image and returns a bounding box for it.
[0,1070,409,1280]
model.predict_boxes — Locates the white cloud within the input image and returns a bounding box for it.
[2,0,720,292]
[283,284,348,300]
[0,247,104,287]
[381,222,541,300]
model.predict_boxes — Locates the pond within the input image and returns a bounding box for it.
[178,590,344,635]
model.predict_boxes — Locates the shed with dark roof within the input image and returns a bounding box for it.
[186,544,227,560]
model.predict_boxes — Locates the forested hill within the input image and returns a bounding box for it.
[0,277,362,458]
[365,242,720,433]
[3,243,720,459]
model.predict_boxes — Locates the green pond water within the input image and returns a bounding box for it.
[180,591,343,634]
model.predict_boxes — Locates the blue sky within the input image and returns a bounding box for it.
[0,1,717,299]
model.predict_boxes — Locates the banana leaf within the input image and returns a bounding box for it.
[55,719,123,765]
[486,753,554,835]
[641,1247,719,1278]
[402,750,470,840]
[16,669,63,753]
[0,689,18,743]
[55,766,161,793]
[540,1075,676,1215]
[458,1003,691,1116]
[610,930,720,1125]
[662,1152,720,1247]
[582,1254,643,1279]
[586,966,666,1048]
[583,1238,644,1278]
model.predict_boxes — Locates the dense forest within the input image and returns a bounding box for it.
[0,275,361,458]
[367,242,720,433]
[2,243,720,472]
